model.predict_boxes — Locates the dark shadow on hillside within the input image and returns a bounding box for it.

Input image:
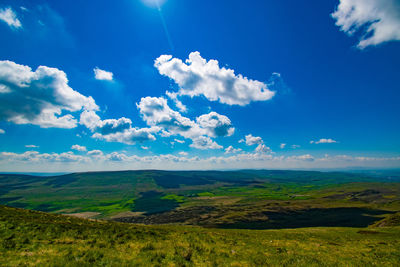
[133,191,180,215]
[44,174,78,188]
[217,208,394,230]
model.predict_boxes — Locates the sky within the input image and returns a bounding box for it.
[0,0,399,172]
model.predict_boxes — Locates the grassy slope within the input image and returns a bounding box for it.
[1,205,400,266]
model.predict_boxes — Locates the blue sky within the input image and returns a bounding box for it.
[0,0,399,171]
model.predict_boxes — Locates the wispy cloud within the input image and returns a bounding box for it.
[310,138,338,144]
[25,145,39,148]
[0,7,22,29]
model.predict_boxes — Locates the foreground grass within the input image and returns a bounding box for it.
[1,206,400,266]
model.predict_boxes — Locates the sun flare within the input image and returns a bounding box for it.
[141,0,167,8]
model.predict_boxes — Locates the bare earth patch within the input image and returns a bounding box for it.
[110,211,144,219]
[63,212,100,219]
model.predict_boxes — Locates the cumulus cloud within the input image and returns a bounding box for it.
[310,138,338,144]
[137,96,233,149]
[71,144,87,152]
[244,134,264,146]
[0,129,4,134]
[79,110,158,145]
[93,67,113,81]
[189,136,222,150]
[174,139,185,144]
[79,110,101,131]
[25,145,39,148]
[0,7,22,29]
[92,126,157,144]
[0,60,98,128]
[255,144,271,154]
[225,146,242,154]
[331,0,400,48]
[280,143,286,149]
[196,112,234,138]
[137,96,199,138]
[179,151,188,156]
[106,152,130,162]
[241,134,271,154]
[155,52,275,106]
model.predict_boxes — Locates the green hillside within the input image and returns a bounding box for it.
[1,170,400,229]
[1,205,400,266]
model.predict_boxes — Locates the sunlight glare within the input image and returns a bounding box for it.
[141,0,167,9]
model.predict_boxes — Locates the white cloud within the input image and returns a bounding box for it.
[332,0,400,48]
[71,144,87,152]
[92,126,157,144]
[87,150,103,156]
[79,110,101,131]
[0,60,98,128]
[0,7,22,29]
[93,67,113,81]
[174,138,185,144]
[287,154,315,162]
[137,96,233,149]
[255,144,271,154]
[1,150,399,171]
[291,144,301,149]
[0,129,4,134]
[80,110,158,145]
[25,145,39,148]
[141,146,149,150]
[280,143,286,149]
[225,146,242,154]
[166,91,187,112]
[179,151,188,156]
[310,138,338,144]
[196,112,234,138]
[155,52,275,106]
[244,134,264,146]
[0,151,89,163]
[106,152,130,162]
[189,136,222,150]
[241,134,271,154]
[137,96,199,139]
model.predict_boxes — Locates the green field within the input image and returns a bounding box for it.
[1,170,399,228]
[1,205,400,266]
